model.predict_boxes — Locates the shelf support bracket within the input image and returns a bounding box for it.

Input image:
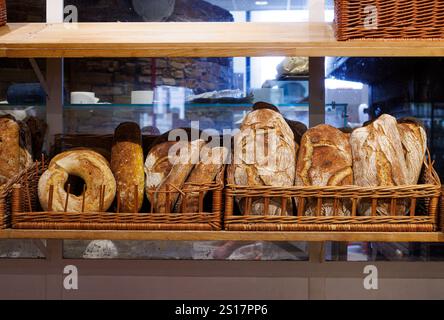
[28,58,49,97]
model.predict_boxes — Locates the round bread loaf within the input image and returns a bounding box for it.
[38,149,116,212]
[111,122,145,213]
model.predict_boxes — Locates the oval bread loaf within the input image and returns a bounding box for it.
[230,108,296,215]
[296,124,353,216]
[111,122,145,213]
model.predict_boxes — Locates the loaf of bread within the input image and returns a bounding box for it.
[111,122,145,213]
[175,146,228,213]
[154,139,205,213]
[0,116,33,185]
[19,120,33,170]
[39,149,116,212]
[230,108,296,215]
[0,116,20,185]
[144,141,177,197]
[397,119,427,184]
[351,114,409,215]
[296,124,353,216]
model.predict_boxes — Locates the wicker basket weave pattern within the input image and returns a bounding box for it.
[334,0,444,40]
[225,160,441,232]
[0,0,6,27]
[11,162,224,231]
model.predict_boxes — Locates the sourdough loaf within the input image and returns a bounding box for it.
[0,116,33,185]
[175,146,227,213]
[144,141,177,196]
[39,149,116,212]
[154,139,205,213]
[296,124,353,216]
[230,108,296,215]
[111,122,145,213]
[397,119,427,185]
[350,114,409,215]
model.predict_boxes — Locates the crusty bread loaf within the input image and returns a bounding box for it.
[144,141,177,195]
[230,108,296,215]
[0,116,20,184]
[397,120,427,184]
[351,114,409,215]
[0,115,33,185]
[111,122,145,213]
[296,124,353,216]
[39,150,116,212]
[155,139,205,213]
[175,146,228,213]
[18,120,33,170]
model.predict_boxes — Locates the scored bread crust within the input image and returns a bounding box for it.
[296,124,353,216]
[175,146,227,213]
[351,114,409,215]
[144,141,177,196]
[397,122,427,185]
[154,139,205,213]
[231,108,296,215]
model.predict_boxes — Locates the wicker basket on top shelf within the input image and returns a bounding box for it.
[0,0,6,27]
[224,157,441,232]
[11,159,223,231]
[334,0,444,40]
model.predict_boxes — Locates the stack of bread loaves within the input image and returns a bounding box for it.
[145,130,227,214]
[231,105,427,217]
[38,123,227,214]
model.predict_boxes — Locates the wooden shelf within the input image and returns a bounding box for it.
[0,229,444,242]
[2,22,444,58]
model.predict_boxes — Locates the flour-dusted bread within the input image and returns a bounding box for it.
[111,122,145,213]
[296,124,353,216]
[397,119,427,185]
[350,114,409,215]
[155,139,205,213]
[0,116,20,184]
[0,115,33,185]
[144,141,177,195]
[39,149,116,213]
[230,108,296,215]
[175,146,228,213]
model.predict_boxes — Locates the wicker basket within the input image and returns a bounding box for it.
[334,0,444,40]
[0,164,37,229]
[0,0,6,27]
[11,160,223,231]
[225,159,441,232]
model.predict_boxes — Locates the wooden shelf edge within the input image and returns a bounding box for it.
[1,229,444,242]
[2,22,444,57]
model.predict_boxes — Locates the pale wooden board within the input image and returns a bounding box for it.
[1,22,444,57]
[1,229,444,242]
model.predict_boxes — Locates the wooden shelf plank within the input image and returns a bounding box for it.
[1,229,444,242]
[2,22,444,57]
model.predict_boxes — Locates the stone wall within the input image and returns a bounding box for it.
[0,0,234,102]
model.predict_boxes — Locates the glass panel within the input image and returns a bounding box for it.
[63,240,309,260]
[63,0,320,23]
[6,0,46,22]
[64,56,311,134]
[0,240,45,258]
[326,242,444,262]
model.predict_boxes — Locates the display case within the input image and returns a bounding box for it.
[1,0,444,300]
